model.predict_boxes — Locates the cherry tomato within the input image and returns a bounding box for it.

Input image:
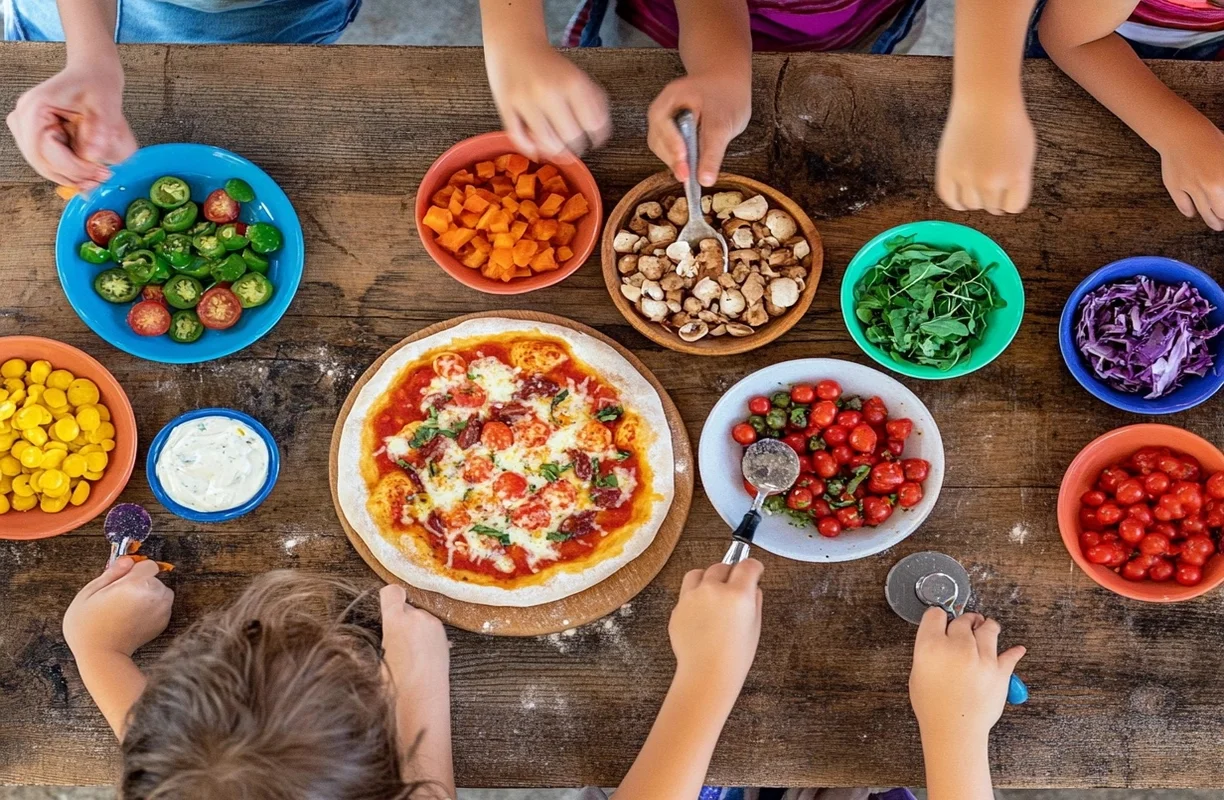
[836,506,864,530]
[1180,534,1215,566]
[1139,532,1171,556]
[1081,490,1107,508]
[1115,479,1146,506]
[1180,514,1206,536]
[1080,531,1102,549]
[732,423,757,446]
[831,445,854,465]
[817,516,842,538]
[1085,544,1115,565]
[1149,559,1175,582]
[1079,507,1103,532]
[1174,481,1204,514]
[815,380,841,401]
[1151,522,1178,539]
[897,482,923,508]
[1118,518,1146,544]
[197,286,243,330]
[848,453,878,470]
[1157,493,1186,520]
[1206,472,1224,500]
[432,353,467,378]
[203,188,240,223]
[780,433,807,455]
[748,396,772,416]
[1126,503,1154,526]
[1106,544,1129,568]
[848,424,877,454]
[886,440,904,457]
[1176,562,1204,586]
[790,384,815,405]
[836,410,863,429]
[86,210,123,245]
[823,425,848,446]
[862,496,894,525]
[1181,457,1203,482]
[1130,447,1167,474]
[127,300,171,336]
[1206,499,1224,529]
[862,396,888,425]
[786,487,814,510]
[795,475,825,495]
[1122,555,1156,581]
[140,284,168,306]
[1143,471,1171,497]
[811,451,838,479]
[901,459,929,482]
[1096,502,1123,526]
[1098,467,1129,494]
[794,454,813,473]
[809,400,838,429]
[811,499,832,518]
[884,418,913,441]
[868,461,905,494]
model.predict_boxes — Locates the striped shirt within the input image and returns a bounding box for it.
[1123,0,1224,49]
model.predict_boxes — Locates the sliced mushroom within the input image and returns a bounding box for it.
[726,323,754,337]
[765,298,787,317]
[675,255,698,279]
[767,277,800,309]
[638,255,666,281]
[636,201,663,220]
[641,297,670,322]
[698,238,722,253]
[682,296,703,314]
[620,283,642,303]
[641,279,664,301]
[741,272,766,305]
[660,272,685,292]
[730,262,751,284]
[665,289,684,305]
[617,254,639,275]
[678,321,709,342]
[711,191,744,215]
[716,272,738,289]
[731,194,769,222]
[628,215,649,235]
[695,248,725,278]
[666,197,689,226]
[666,299,682,314]
[648,222,677,245]
[697,309,721,324]
[613,231,642,253]
[751,223,770,242]
[730,226,755,249]
[744,301,769,327]
[710,324,728,337]
[764,209,797,241]
[665,240,692,263]
[670,312,692,328]
[768,250,792,267]
[632,237,649,253]
[720,288,747,318]
[625,272,646,288]
[792,238,811,261]
[692,277,721,306]
[700,195,713,214]
[781,265,808,281]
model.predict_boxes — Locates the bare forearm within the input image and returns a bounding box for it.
[480,0,549,55]
[674,0,751,80]
[952,0,1037,100]
[922,735,995,800]
[614,671,737,800]
[396,683,455,798]
[58,0,120,69]
[74,648,146,739]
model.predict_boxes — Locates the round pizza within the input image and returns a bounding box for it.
[336,318,675,607]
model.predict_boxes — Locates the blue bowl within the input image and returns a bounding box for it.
[56,143,304,364]
[1059,256,1224,414]
[146,407,280,522]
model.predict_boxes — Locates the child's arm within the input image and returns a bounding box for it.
[936,0,1039,215]
[479,0,611,161]
[62,557,174,738]
[614,559,763,799]
[910,608,1026,800]
[5,0,137,190]
[380,585,455,799]
[646,0,752,186]
[1039,0,1224,229]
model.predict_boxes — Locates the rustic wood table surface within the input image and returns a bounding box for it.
[4,43,1224,790]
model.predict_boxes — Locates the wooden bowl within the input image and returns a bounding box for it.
[416,132,603,296]
[0,336,137,540]
[601,172,823,356]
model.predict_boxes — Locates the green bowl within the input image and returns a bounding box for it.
[840,220,1025,380]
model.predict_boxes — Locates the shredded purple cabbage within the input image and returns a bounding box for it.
[1075,275,1224,399]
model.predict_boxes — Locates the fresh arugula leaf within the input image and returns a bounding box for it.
[595,405,623,422]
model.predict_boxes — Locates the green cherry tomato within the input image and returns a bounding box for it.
[176,255,214,279]
[770,391,792,409]
[164,274,205,309]
[94,268,141,303]
[161,201,199,233]
[241,247,269,273]
[210,253,247,283]
[149,176,191,209]
[121,249,159,284]
[193,233,226,259]
[168,310,206,343]
[245,222,283,254]
[186,220,216,237]
[124,199,161,233]
[765,408,788,430]
[156,234,195,268]
[224,178,255,203]
[79,241,111,264]
[108,229,142,261]
[231,271,274,308]
[141,227,166,247]
[217,223,249,251]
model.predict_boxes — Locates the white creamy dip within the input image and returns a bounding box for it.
[155,415,270,512]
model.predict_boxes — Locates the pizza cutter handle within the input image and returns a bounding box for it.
[1007,673,1029,705]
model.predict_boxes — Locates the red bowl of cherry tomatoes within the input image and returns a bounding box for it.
[1058,424,1224,602]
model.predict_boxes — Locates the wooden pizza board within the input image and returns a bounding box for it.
[328,310,694,636]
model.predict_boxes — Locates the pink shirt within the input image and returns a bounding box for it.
[1132,0,1224,31]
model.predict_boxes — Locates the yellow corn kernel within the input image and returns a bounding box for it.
[28,469,44,491]
[40,494,68,512]
[85,451,108,472]
[62,453,87,478]
[11,406,41,431]
[0,475,11,494]
[82,470,103,481]
[11,492,36,511]
[50,408,72,422]
[11,474,33,497]
[0,493,9,513]
[46,369,74,390]
[3,378,22,393]
[71,433,88,448]
[27,360,52,385]
[41,387,68,409]
[9,440,30,458]
[6,388,24,405]
[0,433,14,452]
[67,379,100,407]
[0,359,26,379]
[0,401,17,422]
[79,443,101,455]
[24,384,44,404]
[40,449,66,469]
[0,388,7,402]
[21,427,47,447]
[38,405,53,425]
[17,446,43,469]
[39,469,68,497]
[70,480,90,505]
[53,417,80,442]
[44,441,67,453]
[100,439,115,452]
[0,456,19,477]
[96,404,111,422]
[76,406,101,432]
[93,422,116,441]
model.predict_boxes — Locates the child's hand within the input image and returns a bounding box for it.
[936,95,1035,215]
[910,608,1026,743]
[1158,116,1224,231]
[485,42,611,162]
[647,69,752,186]
[63,557,173,658]
[6,64,138,192]
[380,585,449,695]
[669,559,763,697]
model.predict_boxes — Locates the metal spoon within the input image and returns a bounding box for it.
[674,109,729,274]
[104,503,152,568]
[723,438,801,565]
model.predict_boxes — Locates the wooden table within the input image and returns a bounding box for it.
[4,44,1224,790]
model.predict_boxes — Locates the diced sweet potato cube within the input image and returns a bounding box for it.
[493,232,517,249]
[542,175,568,194]
[475,206,499,231]
[494,154,513,172]
[463,184,477,197]
[475,188,499,204]
[529,247,558,272]
[461,247,490,268]
[422,206,453,236]
[489,176,514,197]
[459,211,482,228]
[431,185,457,207]
[512,239,539,267]
[510,220,528,241]
[475,161,496,180]
[490,247,515,272]
[515,173,537,200]
[539,193,565,218]
[463,194,492,214]
[512,267,532,279]
[518,199,540,223]
[505,154,531,179]
[552,222,577,247]
[557,246,574,261]
[531,219,559,241]
[557,194,589,223]
[449,169,475,186]
[471,234,492,254]
[536,164,559,182]
[501,196,520,215]
[488,210,511,234]
[437,227,477,253]
[447,192,465,217]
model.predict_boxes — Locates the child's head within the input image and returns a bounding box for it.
[120,571,419,799]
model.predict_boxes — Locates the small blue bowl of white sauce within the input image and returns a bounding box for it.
[147,408,279,522]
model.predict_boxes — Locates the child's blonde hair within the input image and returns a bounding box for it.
[120,571,421,799]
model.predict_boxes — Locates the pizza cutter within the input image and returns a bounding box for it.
[723,439,801,565]
[105,503,152,568]
[886,551,1029,705]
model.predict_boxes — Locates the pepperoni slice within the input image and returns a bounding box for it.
[452,382,487,408]
[540,480,577,507]
[510,498,551,531]
[513,418,551,448]
[493,472,528,501]
[480,421,514,450]
[433,352,467,379]
[463,455,494,484]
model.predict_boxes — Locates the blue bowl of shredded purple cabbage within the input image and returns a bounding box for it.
[1059,257,1224,414]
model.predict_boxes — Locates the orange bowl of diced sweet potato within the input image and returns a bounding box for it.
[415,132,602,295]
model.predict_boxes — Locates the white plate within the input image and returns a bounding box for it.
[697,358,944,563]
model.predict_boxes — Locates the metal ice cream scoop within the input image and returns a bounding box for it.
[723,438,801,565]
[674,109,729,274]
[886,551,1029,705]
